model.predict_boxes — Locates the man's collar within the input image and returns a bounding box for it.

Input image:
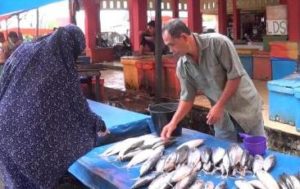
[182,33,209,63]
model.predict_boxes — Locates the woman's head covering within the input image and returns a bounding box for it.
[0,25,107,188]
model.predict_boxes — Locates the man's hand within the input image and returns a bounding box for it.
[206,104,224,125]
[160,122,177,140]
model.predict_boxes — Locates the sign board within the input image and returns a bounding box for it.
[267,20,288,35]
[266,5,288,35]
[266,5,287,20]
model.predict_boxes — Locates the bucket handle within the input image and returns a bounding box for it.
[239,133,252,139]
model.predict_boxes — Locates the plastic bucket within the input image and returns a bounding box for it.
[148,102,182,136]
[239,133,267,155]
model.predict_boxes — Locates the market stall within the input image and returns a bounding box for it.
[87,100,151,145]
[69,127,300,189]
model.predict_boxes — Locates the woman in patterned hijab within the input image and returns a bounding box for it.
[0,25,107,188]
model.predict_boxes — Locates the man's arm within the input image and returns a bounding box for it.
[206,77,241,125]
[161,99,194,139]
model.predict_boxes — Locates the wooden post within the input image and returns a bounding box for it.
[128,0,147,53]
[187,0,202,33]
[155,0,163,101]
[217,0,227,35]
[171,0,179,18]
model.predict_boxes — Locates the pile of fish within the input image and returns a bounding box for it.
[235,171,300,189]
[100,134,284,189]
[101,134,175,165]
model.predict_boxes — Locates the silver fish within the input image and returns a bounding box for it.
[100,141,124,156]
[127,149,154,168]
[148,172,173,189]
[246,154,254,171]
[281,173,300,189]
[204,181,215,189]
[153,138,176,149]
[263,154,276,172]
[278,180,289,189]
[118,148,141,161]
[192,161,202,172]
[222,152,230,177]
[289,175,300,189]
[256,170,280,189]
[155,156,166,173]
[118,138,144,159]
[170,165,193,183]
[228,143,244,167]
[131,172,161,189]
[240,150,249,167]
[215,181,227,189]
[140,137,162,149]
[248,180,268,189]
[212,147,226,166]
[187,148,201,167]
[279,174,291,189]
[152,139,176,150]
[252,155,264,174]
[163,152,177,172]
[190,179,205,189]
[176,139,205,150]
[200,147,212,163]
[175,145,190,165]
[173,171,197,189]
[235,180,255,189]
[203,161,213,173]
[139,146,164,176]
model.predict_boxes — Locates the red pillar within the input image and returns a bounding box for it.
[287,0,300,42]
[128,0,148,53]
[280,0,287,4]
[82,0,100,51]
[187,0,202,33]
[232,0,240,40]
[171,0,179,18]
[217,0,227,35]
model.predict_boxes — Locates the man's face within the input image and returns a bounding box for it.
[162,30,188,57]
[147,26,155,35]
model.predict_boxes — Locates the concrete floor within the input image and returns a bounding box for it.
[99,66,300,137]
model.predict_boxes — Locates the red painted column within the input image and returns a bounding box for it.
[187,0,202,33]
[280,0,287,4]
[95,2,101,35]
[232,0,240,40]
[217,0,227,35]
[287,0,300,42]
[82,0,100,50]
[128,0,148,53]
[171,0,179,18]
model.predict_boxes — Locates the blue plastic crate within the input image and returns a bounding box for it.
[267,73,300,125]
[271,58,297,80]
[239,55,253,78]
[295,88,300,132]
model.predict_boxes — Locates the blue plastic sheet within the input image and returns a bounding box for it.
[87,100,151,145]
[0,0,64,15]
[69,128,300,189]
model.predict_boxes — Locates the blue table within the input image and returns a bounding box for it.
[87,100,151,145]
[69,128,300,189]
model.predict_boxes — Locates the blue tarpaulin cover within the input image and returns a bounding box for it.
[69,128,300,189]
[0,0,65,15]
[87,100,151,145]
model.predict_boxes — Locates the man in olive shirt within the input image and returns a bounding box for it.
[161,19,265,142]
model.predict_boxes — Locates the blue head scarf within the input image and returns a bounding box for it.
[0,25,107,188]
